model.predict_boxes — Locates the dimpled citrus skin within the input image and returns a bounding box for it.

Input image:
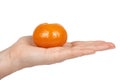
[33,23,67,48]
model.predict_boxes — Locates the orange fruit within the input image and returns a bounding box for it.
[33,23,67,48]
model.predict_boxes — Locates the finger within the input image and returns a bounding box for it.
[71,41,115,50]
[81,43,114,51]
[65,47,95,58]
[71,41,106,47]
[63,41,106,48]
[18,36,36,46]
[48,47,95,63]
[106,42,115,48]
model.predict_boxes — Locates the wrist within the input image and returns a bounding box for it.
[0,48,22,79]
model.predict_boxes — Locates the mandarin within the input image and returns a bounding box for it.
[33,23,67,48]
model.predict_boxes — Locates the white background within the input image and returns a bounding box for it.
[0,0,120,80]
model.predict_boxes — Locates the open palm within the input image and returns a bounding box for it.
[9,36,115,68]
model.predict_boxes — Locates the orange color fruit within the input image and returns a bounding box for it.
[33,23,67,48]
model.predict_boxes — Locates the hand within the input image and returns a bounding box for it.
[0,36,115,78]
[9,36,115,67]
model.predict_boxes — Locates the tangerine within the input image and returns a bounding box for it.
[33,23,67,48]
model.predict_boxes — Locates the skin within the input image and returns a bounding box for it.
[0,36,115,79]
